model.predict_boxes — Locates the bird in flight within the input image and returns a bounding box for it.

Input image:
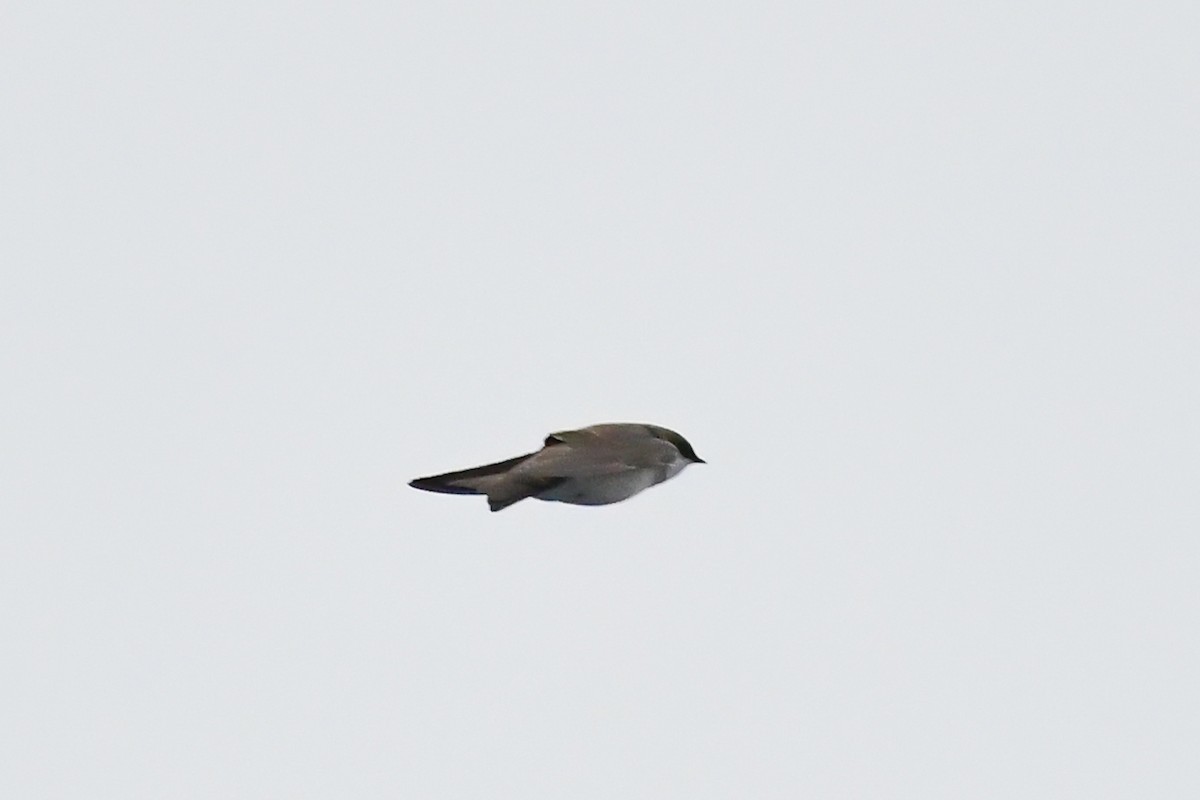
[409,422,705,511]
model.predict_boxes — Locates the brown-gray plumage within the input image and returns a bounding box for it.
[409,423,705,511]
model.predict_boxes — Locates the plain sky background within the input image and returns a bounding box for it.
[3,1,1198,798]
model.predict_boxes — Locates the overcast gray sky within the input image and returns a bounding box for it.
[3,1,1198,798]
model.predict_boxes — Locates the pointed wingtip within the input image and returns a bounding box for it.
[409,476,480,495]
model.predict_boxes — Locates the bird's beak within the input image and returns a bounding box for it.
[693,457,706,464]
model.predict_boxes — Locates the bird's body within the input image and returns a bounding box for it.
[409,423,704,511]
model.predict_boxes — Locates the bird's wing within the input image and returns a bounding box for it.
[409,452,538,494]
[517,435,675,479]
[543,429,597,448]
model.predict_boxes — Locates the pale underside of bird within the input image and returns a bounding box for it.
[409,423,705,511]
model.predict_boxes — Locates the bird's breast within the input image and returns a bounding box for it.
[535,469,663,506]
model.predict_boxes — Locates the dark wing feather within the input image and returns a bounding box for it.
[409,452,537,495]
